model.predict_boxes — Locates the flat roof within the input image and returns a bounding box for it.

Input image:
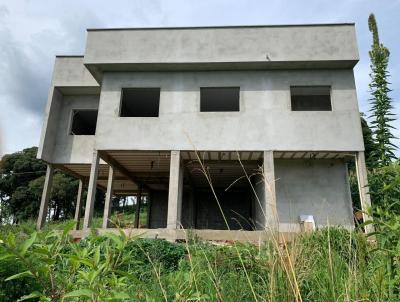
[87,23,355,32]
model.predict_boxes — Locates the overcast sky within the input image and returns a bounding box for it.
[0,0,399,156]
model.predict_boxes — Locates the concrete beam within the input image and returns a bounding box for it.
[102,165,115,229]
[74,179,85,230]
[83,150,100,229]
[37,165,54,230]
[355,151,374,233]
[98,151,151,192]
[167,151,184,229]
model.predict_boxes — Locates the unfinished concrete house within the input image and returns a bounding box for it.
[36,23,372,241]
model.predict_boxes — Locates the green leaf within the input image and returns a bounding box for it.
[62,221,76,237]
[20,232,37,255]
[0,254,14,261]
[17,291,43,301]
[104,232,124,249]
[94,245,101,265]
[63,289,94,299]
[6,270,34,281]
[112,292,131,300]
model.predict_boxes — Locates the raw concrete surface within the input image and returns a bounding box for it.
[275,159,354,231]
[94,69,363,154]
[84,24,358,82]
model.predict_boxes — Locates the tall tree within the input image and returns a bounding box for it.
[0,147,46,222]
[0,147,80,222]
[368,14,397,166]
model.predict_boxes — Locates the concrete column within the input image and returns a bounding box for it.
[83,150,100,230]
[355,151,374,233]
[74,179,85,230]
[37,165,54,230]
[146,191,152,228]
[263,151,277,229]
[167,150,184,229]
[134,186,142,228]
[102,165,114,229]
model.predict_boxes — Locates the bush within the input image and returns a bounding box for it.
[0,225,399,301]
[0,256,42,302]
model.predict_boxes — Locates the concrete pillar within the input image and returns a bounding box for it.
[74,179,85,230]
[134,186,142,228]
[102,165,114,229]
[355,151,374,233]
[146,191,152,228]
[37,165,54,230]
[263,151,277,229]
[167,150,184,229]
[83,150,100,230]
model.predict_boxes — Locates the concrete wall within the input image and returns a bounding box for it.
[149,191,168,228]
[275,159,354,231]
[50,95,99,163]
[95,69,363,152]
[38,56,100,162]
[194,190,253,230]
[84,24,358,79]
[52,56,99,87]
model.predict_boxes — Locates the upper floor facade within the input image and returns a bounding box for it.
[38,24,365,164]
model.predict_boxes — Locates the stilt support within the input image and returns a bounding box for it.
[83,150,100,230]
[167,151,183,229]
[102,165,114,229]
[37,164,54,230]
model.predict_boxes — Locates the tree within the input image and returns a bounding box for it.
[0,147,46,222]
[368,14,397,166]
[0,147,80,222]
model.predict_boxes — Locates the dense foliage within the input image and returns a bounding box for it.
[0,147,107,224]
[1,224,400,302]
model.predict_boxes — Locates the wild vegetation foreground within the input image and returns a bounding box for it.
[0,219,400,302]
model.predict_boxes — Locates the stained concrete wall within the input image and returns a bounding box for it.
[149,191,168,228]
[95,69,363,153]
[275,159,354,231]
[194,190,253,230]
[149,189,253,230]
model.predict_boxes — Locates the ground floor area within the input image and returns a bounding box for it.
[37,150,373,240]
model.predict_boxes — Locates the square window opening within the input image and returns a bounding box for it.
[70,110,98,135]
[291,86,332,111]
[200,87,240,112]
[120,88,160,117]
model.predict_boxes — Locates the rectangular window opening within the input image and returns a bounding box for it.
[70,110,98,135]
[291,86,332,111]
[120,88,160,117]
[200,87,240,112]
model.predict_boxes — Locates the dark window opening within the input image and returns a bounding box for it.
[291,86,332,111]
[70,110,98,135]
[120,88,160,117]
[200,87,240,112]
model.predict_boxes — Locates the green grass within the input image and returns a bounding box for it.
[0,222,398,302]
